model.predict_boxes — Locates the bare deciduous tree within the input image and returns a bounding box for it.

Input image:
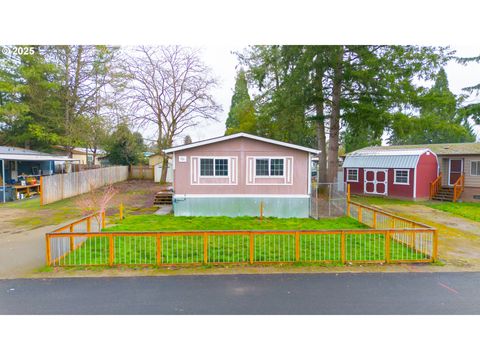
[123,46,221,182]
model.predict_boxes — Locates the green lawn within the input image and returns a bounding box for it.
[352,195,480,223]
[53,215,428,266]
[106,214,365,231]
[427,202,480,222]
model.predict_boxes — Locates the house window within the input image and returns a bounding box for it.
[394,169,409,185]
[200,158,228,177]
[471,161,480,176]
[270,159,284,176]
[347,168,358,182]
[255,158,284,176]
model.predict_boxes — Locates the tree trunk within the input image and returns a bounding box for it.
[327,46,344,183]
[160,155,169,183]
[314,65,327,184]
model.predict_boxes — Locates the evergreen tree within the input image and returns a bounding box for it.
[225,69,256,135]
[106,123,145,165]
[0,46,63,149]
[389,68,476,144]
[183,135,192,144]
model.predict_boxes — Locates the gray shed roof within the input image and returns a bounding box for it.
[343,148,432,169]
[0,146,73,161]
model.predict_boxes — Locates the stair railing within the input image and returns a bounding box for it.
[430,173,442,200]
[453,173,465,202]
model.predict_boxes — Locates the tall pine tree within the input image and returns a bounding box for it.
[225,69,256,135]
[390,68,476,144]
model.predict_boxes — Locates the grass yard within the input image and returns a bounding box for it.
[352,195,480,223]
[426,202,480,222]
[106,214,366,231]
[55,215,428,266]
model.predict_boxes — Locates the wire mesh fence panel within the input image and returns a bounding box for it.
[390,230,433,261]
[161,235,203,264]
[253,233,295,262]
[310,182,347,219]
[208,234,249,263]
[114,235,156,265]
[300,233,342,261]
[345,232,385,262]
[59,235,109,266]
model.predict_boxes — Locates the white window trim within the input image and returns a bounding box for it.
[246,156,294,186]
[254,157,286,178]
[191,156,238,185]
[199,157,230,178]
[346,168,359,182]
[393,169,410,185]
[471,160,480,176]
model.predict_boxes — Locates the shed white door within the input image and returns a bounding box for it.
[364,169,388,195]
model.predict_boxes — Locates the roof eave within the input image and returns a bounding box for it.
[164,133,320,154]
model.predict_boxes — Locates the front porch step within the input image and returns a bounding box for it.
[432,186,456,201]
[154,191,173,205]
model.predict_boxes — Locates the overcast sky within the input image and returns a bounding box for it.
[161,45,479,146]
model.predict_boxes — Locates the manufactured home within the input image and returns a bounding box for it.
[164,133,320,217]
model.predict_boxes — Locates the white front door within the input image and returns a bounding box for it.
[364,169,388,195]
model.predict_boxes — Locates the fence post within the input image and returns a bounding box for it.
[203,232,208,264]
[249,232,254,264]
[119,203,124,221]
[432,229,438,262]
[295,231,300,262]
[347,183,351,202]
[341,231,346,264]
[45,234,51,266]
[346,201,351,217]
[101,211,106,229]
[87,217,91,232]
[69,224,74,251]
[385,230,391,263]
[358,207,363,223]
[156,234,162,266]
[373,211,377,229]
[39,175,44,206]
[109,234,114,266]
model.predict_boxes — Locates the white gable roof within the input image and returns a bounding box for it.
[164,133,320,154]
[343,148,433,169]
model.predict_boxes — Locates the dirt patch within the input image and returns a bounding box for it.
[373,204,480,269]
[0,180,166,278]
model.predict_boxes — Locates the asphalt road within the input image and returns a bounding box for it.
[1,272,479,314]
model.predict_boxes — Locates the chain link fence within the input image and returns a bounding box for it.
[310,181,347,219]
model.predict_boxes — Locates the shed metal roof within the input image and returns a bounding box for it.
[0,146,73,161]
[343,148,432,169]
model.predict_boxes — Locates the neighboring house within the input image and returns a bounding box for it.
[54,146,106,166]
[0,146,73,202]
[148,153,173,183]
[164,132,319,217]
[343,148,438,200]
[344,142,480,202]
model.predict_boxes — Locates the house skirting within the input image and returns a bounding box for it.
[172,195,310,218]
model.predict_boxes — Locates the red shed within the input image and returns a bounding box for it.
[342,148,439,200]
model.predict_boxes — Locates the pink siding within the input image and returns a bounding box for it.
[173,137,309,195]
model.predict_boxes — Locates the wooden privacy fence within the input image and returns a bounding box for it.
[45,206,437,267]
[129,165,154,180]
[41,166,128,205]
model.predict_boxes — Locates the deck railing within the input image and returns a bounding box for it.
[430,173,442,199]
[453,174,465,202]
